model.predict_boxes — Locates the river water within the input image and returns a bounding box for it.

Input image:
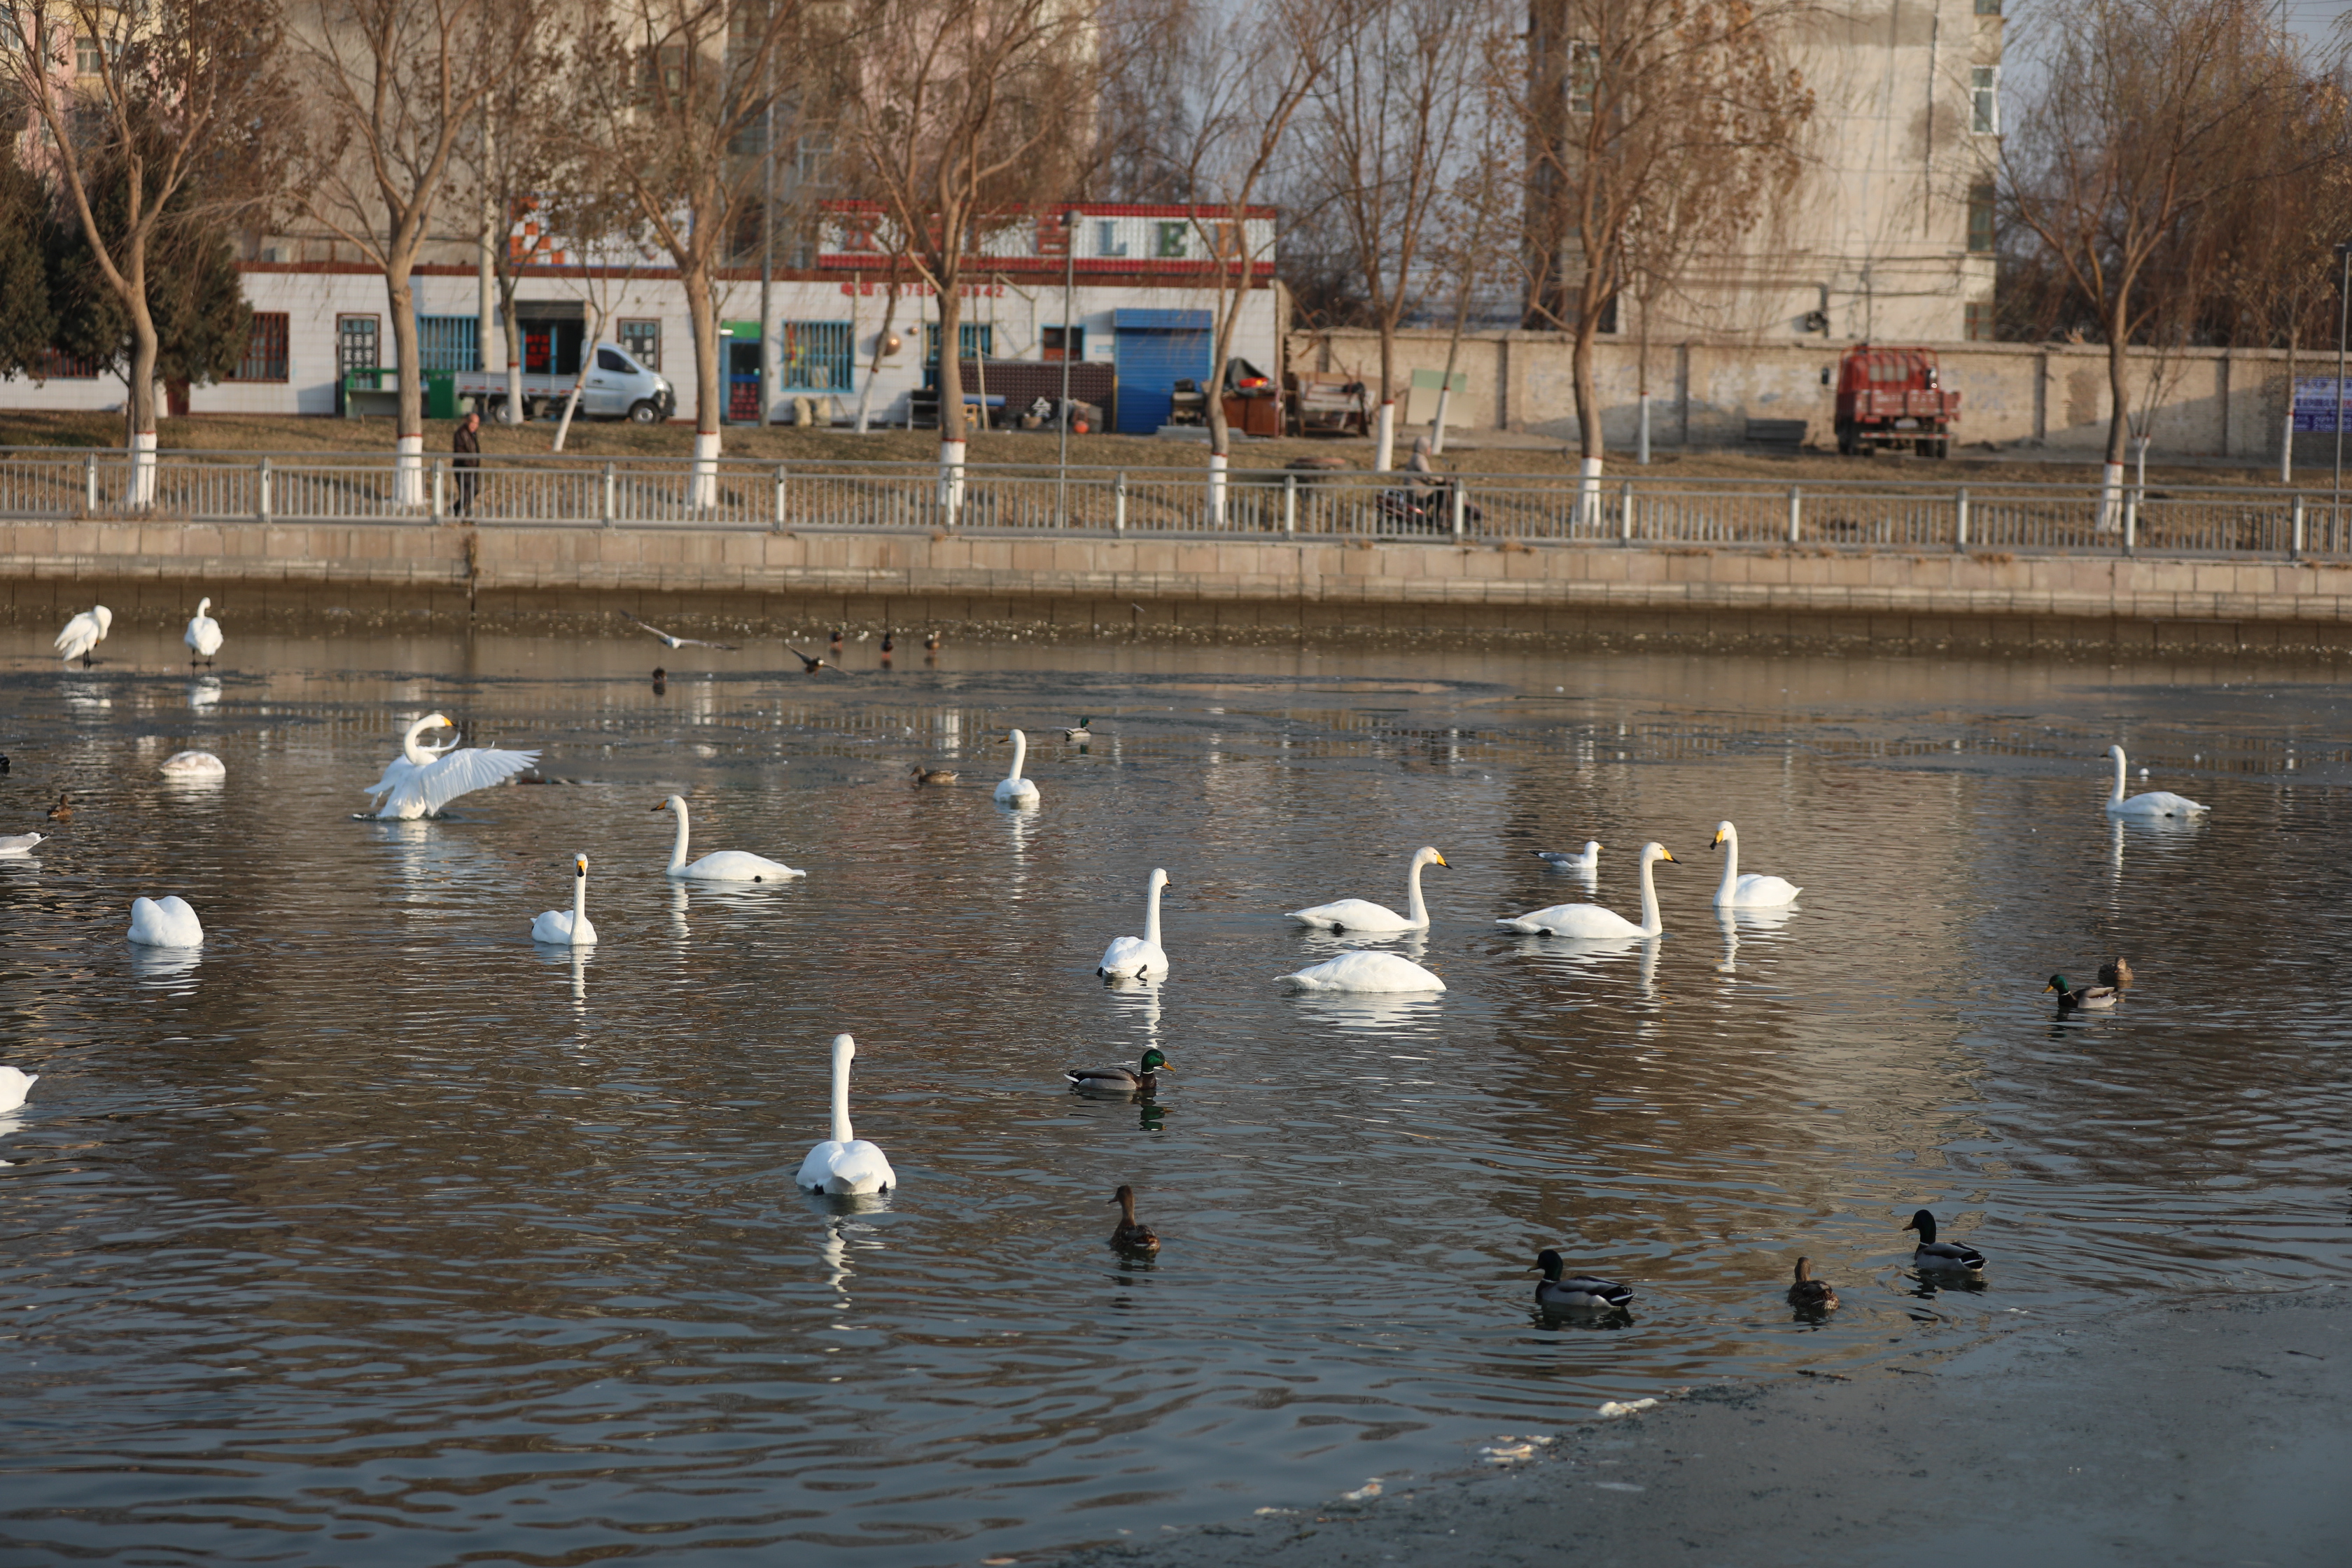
[1,624,2346,1566]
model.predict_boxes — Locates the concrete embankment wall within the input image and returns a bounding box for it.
[5,518,2352,651]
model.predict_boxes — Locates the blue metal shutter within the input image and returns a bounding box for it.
[1112,309,1211,433]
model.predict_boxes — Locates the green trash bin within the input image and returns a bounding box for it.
[424,370,458,421]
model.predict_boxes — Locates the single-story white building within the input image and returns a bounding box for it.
[1,204,1283,434]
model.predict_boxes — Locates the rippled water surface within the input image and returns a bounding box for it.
[1,624,2348,1566]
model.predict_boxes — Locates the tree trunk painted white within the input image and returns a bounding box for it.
[130,429,157,507]
[938,438,967,524]
[2097,461,2126,532]
[1428,386,1452,456]
[1638,393,1652,465]
[552,306,607,454]
[396,434,426,507]
[1577,456,1604,531]
[691,432,721,510]
[1373,400,1395,472]
[1208,450,1228,527]
[2282,398,2295,486]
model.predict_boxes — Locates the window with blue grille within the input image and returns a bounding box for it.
[416,314,480,372]
[779,321,854,388]
[924,322,994,365]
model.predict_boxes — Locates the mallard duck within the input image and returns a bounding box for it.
[1065,1048,1170,1096]
[46,793,71,824]
[1109,1184,1159,1252]
[1056,718,1094,743]
[1534,1250,1633,1310]
[1902,1209,1985,1271]
[1787,1257,1838,1310]
[924,629,941,652]
[909,764,958,785]
[2097,956,2133,990]
[2046,972,2118,1009]
[881,629,896,657]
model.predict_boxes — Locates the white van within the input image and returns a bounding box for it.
[454,344,677,424]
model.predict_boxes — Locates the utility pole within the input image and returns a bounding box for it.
[758,53,777,429]
[1058,207,1077,523]
[2335,241,2350,528]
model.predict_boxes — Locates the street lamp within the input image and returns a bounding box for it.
[1058,207,1077,526]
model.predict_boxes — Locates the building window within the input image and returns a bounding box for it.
[779,321,853,388]
[1567,40,1597,115]
[1967,183,1996,254]
[416,314,479,372]
[336,314,379,378]
[1964,301,1996,342]
[37,348,99,379]
[1974,0,2001,13]
[230,313,289,382]
[617,318,660,370]
[1971,66,2000,134]
[924,322,994,363]
[1043,325,1085,361]
[75,36,104,76]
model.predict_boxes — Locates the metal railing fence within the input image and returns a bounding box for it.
[1,446,2344,560]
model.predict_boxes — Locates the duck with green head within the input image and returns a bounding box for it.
[1065,1049,1170,1096]
[2045,972,2118,1010]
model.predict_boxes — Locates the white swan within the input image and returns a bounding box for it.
[55,605,111,664]
[797,1033,895,1194]
[1098,867,1171,979]
[1289,846,1448,932]
[1535,842,1600,874]
[0,832,42,856]
[160,750,226,778]
[994,728,1040,804]
[127,895,204,947]
[184,598,222,664]
[1499,841,1676,937]
[1709,821,1800,906]
[364,712,540,819]
[653,795,804,881]
[1280,950,1446,993]
[531,853,598,945]
[2105,745,2207,817]
[0,1065,34,1113]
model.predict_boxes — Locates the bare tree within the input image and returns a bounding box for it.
[1502,0,1812,517]
[1294,0,1481,470]
[2002,0,2306,522]
[1419,115,1516,456]
[288,0,554,504]
[573,0,818,505]
[831,0,1097,519]
[462,33,578,432]
[1168,0,1343,524]
[0,0,288,501]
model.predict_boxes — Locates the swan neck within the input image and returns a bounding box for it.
[1639,853,1662,935]
[573,866,588,926]
[2110,750,2127,802]
[1006,730,1026,781]
[1406,856,1429,926]
[668,802,690,872]
[830,1046,855,1144]
[1144,876,1163,947]
[402,716,438,766]
[1715,827,1738,902]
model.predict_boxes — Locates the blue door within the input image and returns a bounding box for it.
[1113,309,1211,433]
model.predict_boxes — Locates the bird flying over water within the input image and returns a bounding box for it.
[620,610,737,650]
[787,645,842,674]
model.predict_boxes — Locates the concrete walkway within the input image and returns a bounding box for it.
[1063,1287,2351,1568]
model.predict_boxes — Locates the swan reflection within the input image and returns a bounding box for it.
[188,678,222,710]
[130,946,203,987]
[1287,989,1443,1033]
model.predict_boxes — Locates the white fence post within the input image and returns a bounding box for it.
[1954,486,1968,551]
[1283,473,1296,536]
[602,463,617,528]
[1786,485,1802,544]
[2122,490,2137,555]
[774,465,787,532]
[1114,472,1127,534]
[1451,481,1466,539]
[1620,482,1634,544]
[433,458,447,520]
[2291,494,2306,559]
[257,458,271,524]
[83,451,97,514]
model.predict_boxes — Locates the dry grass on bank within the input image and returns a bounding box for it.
[0,407,2302,489]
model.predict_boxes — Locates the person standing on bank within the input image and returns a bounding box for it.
[451,409,482,518]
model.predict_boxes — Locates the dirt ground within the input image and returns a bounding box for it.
[0,407,2305,489]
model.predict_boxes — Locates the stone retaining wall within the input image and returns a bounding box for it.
[6,518,2352,650]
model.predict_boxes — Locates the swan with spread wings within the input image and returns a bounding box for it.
[363,712,540,820]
